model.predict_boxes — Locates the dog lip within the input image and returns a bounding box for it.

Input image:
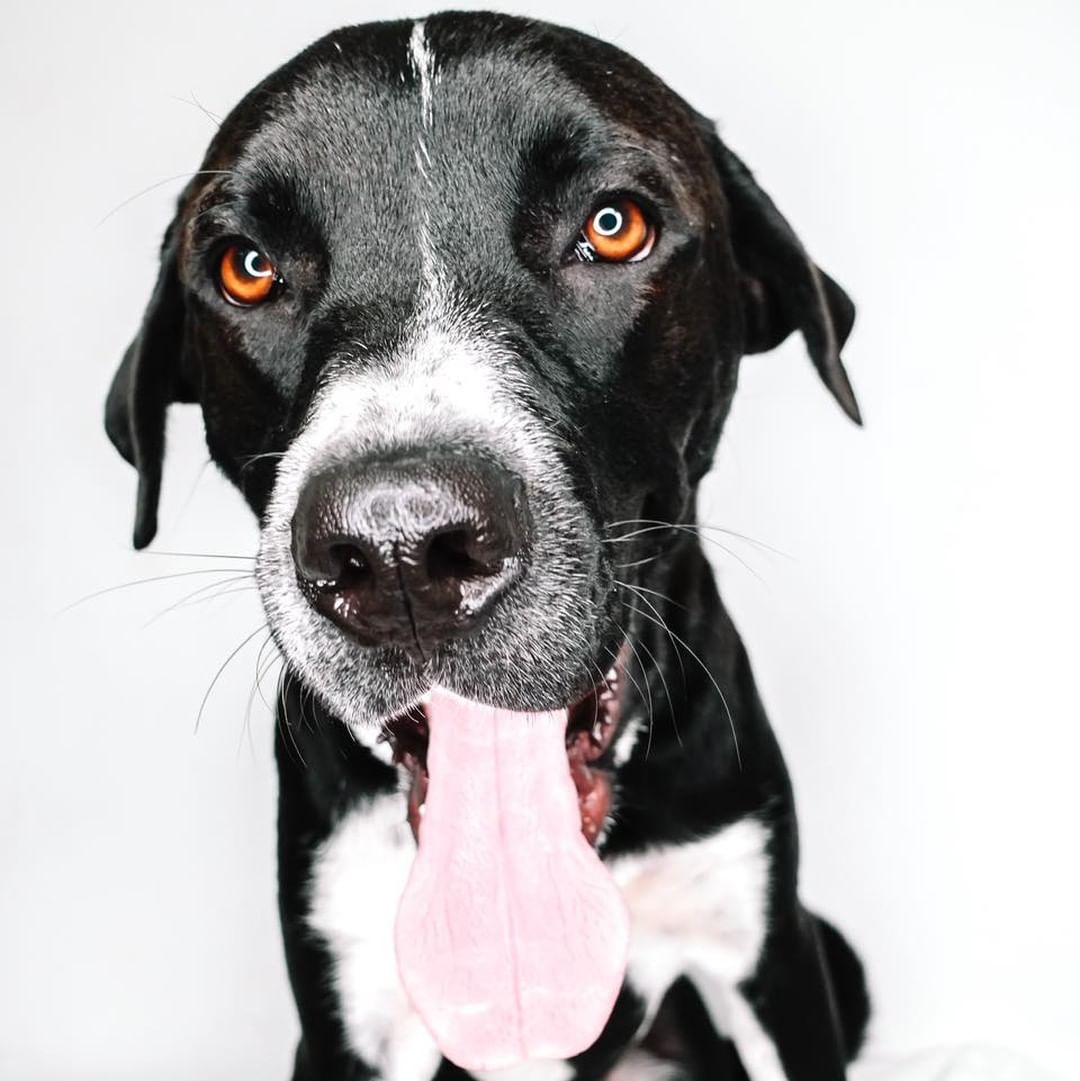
[380,661,622,762]
[383,649,628,847]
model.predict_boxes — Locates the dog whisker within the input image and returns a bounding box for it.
[583,655,604,739]
[604,518,788,558]
[624,600,741,771]
[169,90,224,127]
[618,580,691,617]
[237,450,287,476]
[142,573,255,628]
[618,585,686,756]
[241,633,282,756]
[157,457,217,533]
[604,522,768,585]
[604,635,653,760]
[610,635,657,760]
[301,683,319,734]
[97,168,233,226]
[620,633,655,747]
[631,631,680,748]
[194,623,269,735]
[582,654,608,717]
[277,670,309,768]
[138,550,255,562]
[64,567,250,613]
[256,645,284,714]
[240,632,272,755]
[617,581,688,692]
[614,554,662,572]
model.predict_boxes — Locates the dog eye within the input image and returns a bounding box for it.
[575,198,656,264]
[218,243,279,306]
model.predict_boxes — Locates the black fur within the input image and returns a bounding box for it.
[105,11,867,1078]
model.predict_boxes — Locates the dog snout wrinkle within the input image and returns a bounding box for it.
[291,456,530,653]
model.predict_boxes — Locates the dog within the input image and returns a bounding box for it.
[105,12,869,1080]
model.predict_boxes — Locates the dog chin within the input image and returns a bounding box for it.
[297,649,430,729]
[284,631,611,733]
[325,663,592,731]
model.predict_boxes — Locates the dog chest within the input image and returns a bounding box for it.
[611,817,771,1004]
[306,795,770,1079]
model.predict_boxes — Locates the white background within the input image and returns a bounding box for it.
[2,1,1077,1078]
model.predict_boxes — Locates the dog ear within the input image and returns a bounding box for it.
[707,131,861,424]
[104,217,195,548]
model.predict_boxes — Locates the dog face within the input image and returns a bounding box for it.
[105,13,858,728]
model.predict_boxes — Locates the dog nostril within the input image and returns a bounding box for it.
[291,457,530,650]
[314,543,372,592]
[425,528,501,583]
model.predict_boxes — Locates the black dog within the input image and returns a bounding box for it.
[106,12,868,1080]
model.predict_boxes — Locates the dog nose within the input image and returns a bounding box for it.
[291,457,530,654]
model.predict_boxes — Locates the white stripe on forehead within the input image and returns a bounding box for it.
[409,20,435,131]
[407,20,447,325]
[410,21,434,185]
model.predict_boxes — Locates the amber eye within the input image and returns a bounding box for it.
[577,198,655,263]
[218,243,278,306]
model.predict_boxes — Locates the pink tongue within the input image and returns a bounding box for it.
[394,688,630,1071]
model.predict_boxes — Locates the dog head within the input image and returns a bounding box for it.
[105,12,858,727]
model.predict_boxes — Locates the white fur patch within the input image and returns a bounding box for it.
[612,818,780,1079]
[614,817,770,991]
[476,1062,575,1081]
[277,331,534,469]
[709,990,787,1081]
[605,1049,690,1081]
[409,19,439,284]
[306,794,442,1079]
[344,719,397,766]
[612,714,644,767]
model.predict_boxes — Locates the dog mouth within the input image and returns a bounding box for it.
[382,650,625,847]
[389,648,633,1070]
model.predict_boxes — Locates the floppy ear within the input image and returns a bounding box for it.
[708,132,862,425]
[104,218,195,548]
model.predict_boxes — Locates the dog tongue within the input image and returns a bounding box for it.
[394,688,630,1071]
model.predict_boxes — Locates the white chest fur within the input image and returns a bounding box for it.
[306,795,773,1080]
[610,818,771,1030]
[306,795,444,1080]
